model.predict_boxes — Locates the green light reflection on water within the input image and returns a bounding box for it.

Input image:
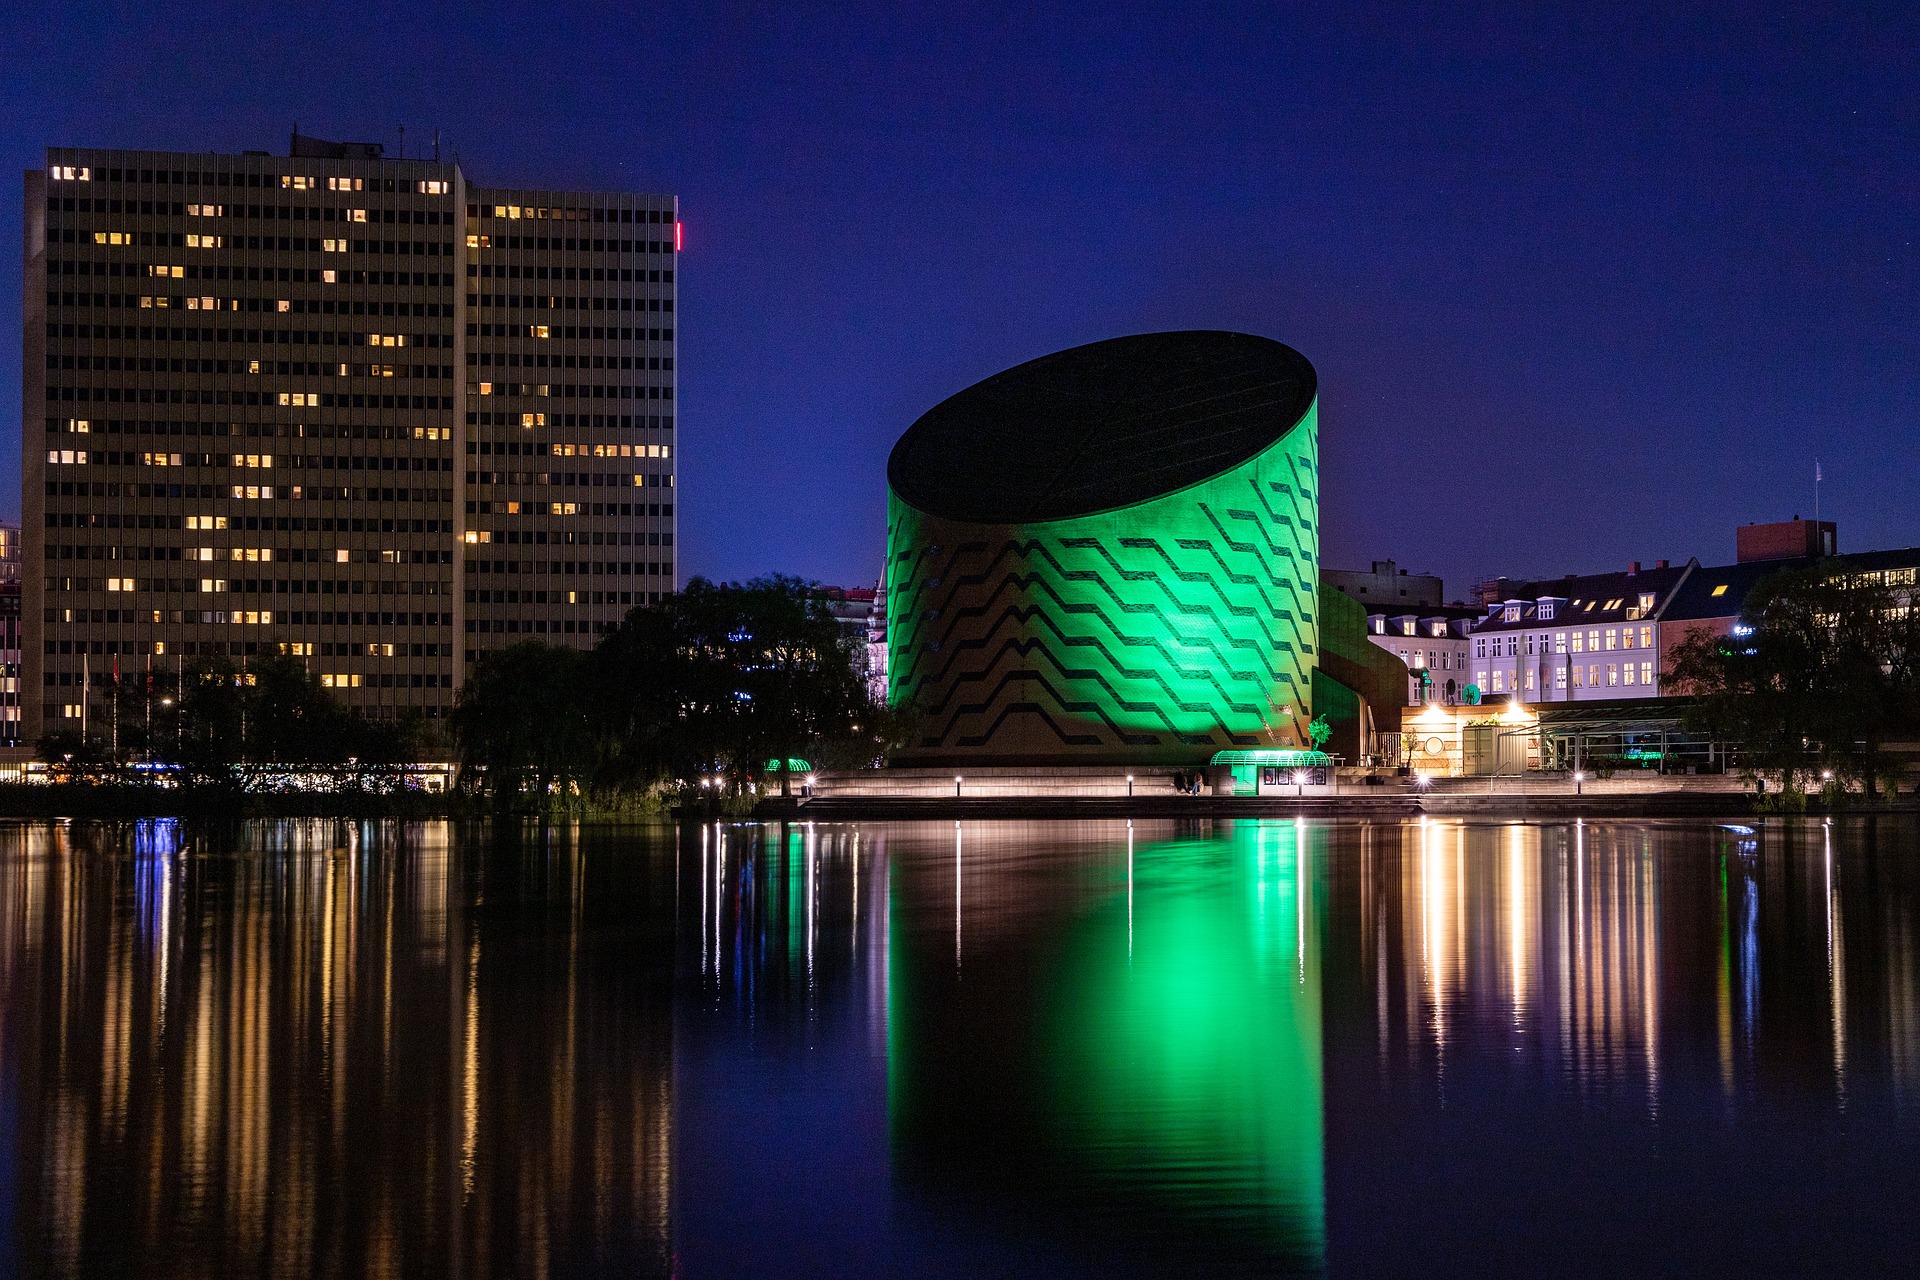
[889,820,1325,1271]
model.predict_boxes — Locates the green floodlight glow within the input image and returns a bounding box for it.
[1209,749,1333,769]
[887,820,1326,1268]
[763,757,813,773]
[886,339,1320,764]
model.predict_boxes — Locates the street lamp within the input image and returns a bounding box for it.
[1125,774,1134,798]
[1573,770,1585,796]
[954,775,963,798]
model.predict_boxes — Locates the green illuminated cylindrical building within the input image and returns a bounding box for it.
[886,331,1319,764]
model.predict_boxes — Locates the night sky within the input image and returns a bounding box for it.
[3,3,1916,599]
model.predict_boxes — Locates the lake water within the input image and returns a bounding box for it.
[0,816,1916,1277]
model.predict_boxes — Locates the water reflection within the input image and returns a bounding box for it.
[887,820,1325,1274]
[0,820,673,1279]
[1,816,1918,1277]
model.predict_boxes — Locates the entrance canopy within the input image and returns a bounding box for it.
[1209,749,1333,769]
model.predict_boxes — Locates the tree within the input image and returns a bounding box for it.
[452,641,594,808]
[656,576,872,795]
[1670,568,1914,799]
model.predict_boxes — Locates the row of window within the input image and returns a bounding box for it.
[1474,626,1655,658]
[46,481,452,503]
[471,322,673,341]
[457,521,668,547]
[470,382,675,400]
[467,293,674,312]
[49,546,450,565]
[44,512,456,533]
[45,611,453,642]
[465,601,645,632]
[471,203,672,225]
[47,279,457,306]
[468,472,660,489]
[49,198,452,223]
[470,354,672,371]
[471,441,671,458]
[1477,662,1658,692]
[467,559,672,580]
[47,577,448,599]
[51,228,453,256]
[469,411,674,429]
[49,166,449,193]
[48,387,454,411]
[49,451,458,471]
[52,358,455,379]
[467,235,673,255]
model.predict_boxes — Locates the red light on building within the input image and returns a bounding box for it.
[675,221,683,252]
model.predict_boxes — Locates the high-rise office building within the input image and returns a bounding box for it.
[23,136,676,745]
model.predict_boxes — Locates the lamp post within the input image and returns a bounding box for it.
[1573,770,1584,796]
[954,775,962,798]
[1125,774,1134,798]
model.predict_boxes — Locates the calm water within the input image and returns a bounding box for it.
[1,816,1917,1278]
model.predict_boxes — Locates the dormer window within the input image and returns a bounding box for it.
[1538,601,1555,621]
[1638,592,1655,612]
[1370,616,1385,634]
[1503,605,1520,623]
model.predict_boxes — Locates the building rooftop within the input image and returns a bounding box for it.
[1664,547,1920,622]
[887,330,1316,524]
[1470,562,1696,632]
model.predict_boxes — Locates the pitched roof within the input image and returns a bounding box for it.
[1663,546,1920,622]
[1470,562,1695,633]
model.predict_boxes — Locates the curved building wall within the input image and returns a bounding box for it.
[886,403,1319,764]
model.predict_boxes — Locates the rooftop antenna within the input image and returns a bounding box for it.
[434,128,441,162]
[398,124,404,158]
[1815,459,1822,524]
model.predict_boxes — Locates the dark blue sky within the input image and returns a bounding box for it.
[4,3,1916,598]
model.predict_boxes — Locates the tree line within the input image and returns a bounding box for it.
[452,575,898,809]
[38,576,890,807]
[1671,566,1920,801]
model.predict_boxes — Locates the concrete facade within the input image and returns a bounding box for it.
[25,138,675,742]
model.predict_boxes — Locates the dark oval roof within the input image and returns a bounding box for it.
[887,331,1316,525]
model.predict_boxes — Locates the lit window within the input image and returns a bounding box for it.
[93,231,132,245]
[1640,661,1653,685]
[186,515,227,530]
[419,180,449,195]
[185,234,223,249]
[106,578,134,592]
[1606,664,1619,686]
[1604,629,1617,651]
[50,166,91,181]
[281,175,316,190]
[322,239,348,252]
[1622,663,1636,686]
[1622,628,1635,650]
[187,203,224,217]
[1640,626,1652,648]
[327,177,363,192]
[1710,584,1727,597]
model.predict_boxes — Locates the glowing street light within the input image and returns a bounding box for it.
[954,775,963,798]
[1125,773,1134,798]
[1573,770,1585,796]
